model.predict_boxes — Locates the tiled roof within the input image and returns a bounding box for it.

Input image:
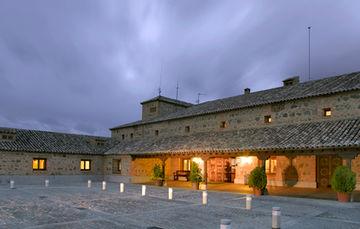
[0,127,118,155]
[141,96,193,107]
[111,71,360,129]
[106,118,360,155]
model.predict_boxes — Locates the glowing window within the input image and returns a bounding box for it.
[265,157,277,174]
[323,108,332,117]
[33,158,46,170]
[264,115,272,123]
[220,121,227,128]
[80,160,91,171]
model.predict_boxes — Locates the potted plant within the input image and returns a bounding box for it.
[152,164,164,186]
[189,162,203,190]
[330,165,356,202]
[248,166,267,196]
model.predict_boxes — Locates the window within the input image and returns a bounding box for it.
[33,158,46,170]
[264,115,272,123]
[185,126,190,133]
[80,160,91,171]
[122,134,125,140]
[150,107,157,113]
[265,157,277,174]
[220,121,227,128]
[130,133,134,139]
[155,130,159,136]
[112,159,122,174]
[183,159,191,171]
[323,108,332,117]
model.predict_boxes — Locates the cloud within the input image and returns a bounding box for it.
[0,0,359,136]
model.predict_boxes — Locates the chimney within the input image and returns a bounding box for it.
[282,76,300,87]
[244,88,251,94]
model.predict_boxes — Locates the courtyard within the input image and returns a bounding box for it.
[0,182,360,228]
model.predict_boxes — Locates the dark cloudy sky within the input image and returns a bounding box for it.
[1,1,360,136]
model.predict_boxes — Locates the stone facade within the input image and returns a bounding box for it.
[112,90,360,141]
[0,151,104,184]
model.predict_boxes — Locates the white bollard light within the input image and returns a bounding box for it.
[45,179,49,187]
[10,180,15,189]
[168,188,173,200]
[220,219,232,229]
[202,191,208,205]
[272,207,281,229]
[120,183,124,193]
[87,180,92,188]
[246,195,252,210]
[102,181,106,191]
[141,185,146,196]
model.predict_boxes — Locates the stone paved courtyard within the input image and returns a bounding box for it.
[0,182,360,229]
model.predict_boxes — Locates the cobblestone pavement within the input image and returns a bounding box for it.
[0,182,360,229]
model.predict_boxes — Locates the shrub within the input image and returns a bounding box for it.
[189,162,203,183]
[331,166,356,193]
[152,164,164,180]
[248,166,267,190]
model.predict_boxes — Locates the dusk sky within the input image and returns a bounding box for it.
[1,1,360,136]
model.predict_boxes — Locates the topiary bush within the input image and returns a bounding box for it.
[331,165,356,193]
[248,166,267,190]
[152,164,164,180]
[189,162,203,183]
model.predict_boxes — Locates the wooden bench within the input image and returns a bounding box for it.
[173,170,190,181]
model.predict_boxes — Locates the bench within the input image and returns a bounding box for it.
[173,170,190,181]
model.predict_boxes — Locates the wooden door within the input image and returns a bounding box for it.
[317,155,342,188]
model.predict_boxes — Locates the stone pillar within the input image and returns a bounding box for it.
[340,152,358,170]
[256,154,270,194]
[257,154,269,172]
[201,156,210,189]
[160,156,168,186]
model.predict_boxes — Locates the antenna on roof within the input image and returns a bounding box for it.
[176,81,179,100]
[158,63,163,96]
[196,93,205,104]
[308,26,311,81]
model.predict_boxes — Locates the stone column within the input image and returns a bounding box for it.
[160,156,168,186]
[340,152,357,170]
[201,156,210,189]
[256,154,270,194]
[257,154,269,172]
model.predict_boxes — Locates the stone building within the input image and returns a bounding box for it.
[1,71,360,192]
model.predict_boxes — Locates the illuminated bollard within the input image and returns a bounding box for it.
[141,185,146,196]
[102,181,106,191]
[272,207,281,229]
[202,191,208,205]
[246,195,252,210]
[45,179,49,187]
[87,180,92,188]
[168,188,173,200]
[10,180,15,189]
[120,183,124,193]
[220,219,231,229]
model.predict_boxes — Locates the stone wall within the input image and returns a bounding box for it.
[103,155,132,183]
[112,90,360,141]
[0,151,104,185]
[0,151,104,176]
